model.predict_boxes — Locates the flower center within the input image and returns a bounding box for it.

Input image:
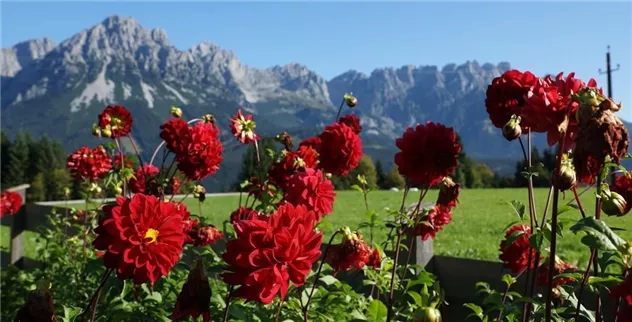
[110,116,122,129]
[144,228,159,244]
[240,119,256,133]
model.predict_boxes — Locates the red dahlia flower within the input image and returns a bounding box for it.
[407,205,453,241]
[93,194,187,284]
[14,280,57,322]
[326,230,381,273]
[0,190,23,218]
[535,257,577,287]
[284,168,336,221]
[187,225,223,247]
[485,70,537,129]
[610,271,632,320]
[316,122,362,176]
[611,173,632,216]
[394,122,461,187]
[268,146,319,190]
[499,225,538,274]
[113,155,134,171]
[169,261,211,322]
[299,135,322,150]
[129,164,160,194]
[338,114,362,134]
[176,122,223,181]
[230,109,260,144]
[98,105,133,138]
[436,176,460,209]
[67,146,112,181]
[160,118,190,154]
[222,203,323,305]
[230,207,265,225]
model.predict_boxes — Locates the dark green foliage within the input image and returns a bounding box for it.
[4,131,30,187]
[383,166,405,189]
[235,138,280,189]
[375,159,386,189]
[333,155,378,190]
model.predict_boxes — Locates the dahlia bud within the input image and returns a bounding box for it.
[202,114,216,125]
[63,187,71,198]
[193,185,206,202]
[92,124,102,137]
[114,185,123,195]
[344,93,358,107]
[276,132,294,151]
[101,125,112,138]
[551,287,564,307]
[357,174,368,185]
[617,240,632,257]
[325,173,332,179]
[602,190,627,217]
[502,115,522,141]
[552,155,576,192]
[170,106,183,118]
[413,307,442,322]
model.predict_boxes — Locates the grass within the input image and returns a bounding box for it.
[3,188,632,267]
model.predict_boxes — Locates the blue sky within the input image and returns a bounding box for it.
[2,2,631,120]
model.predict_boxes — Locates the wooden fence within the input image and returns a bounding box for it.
[0,185,611,321]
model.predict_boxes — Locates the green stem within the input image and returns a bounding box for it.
[303,231,340,319]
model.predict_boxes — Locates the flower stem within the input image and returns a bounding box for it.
[275,298,285,322]
[573,249,597,322]
[114,138,128,197]
[520,132,538,322]
[335,98,345,122]
[572,187,587,218]
[386,230,404,322]
[80,269,112,322]
[303,231,340,319]
[222,286,234,322]
[544,142,565,322]
[594,178,603,322]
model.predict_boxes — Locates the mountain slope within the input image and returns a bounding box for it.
[3,15,623,189]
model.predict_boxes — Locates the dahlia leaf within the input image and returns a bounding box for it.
[366,299,388,322]
[120,280,133,298]
[407,290,423,307]
[503,230,526,249]
[504,200,526,221]
[463,303,484,320]
[570,216,626,251]
[351,309,368,320]
[61,306,82,322]
[501,274,517,287]
[528,232,545,252]
[319,275,339,286]
[350,184,363,193]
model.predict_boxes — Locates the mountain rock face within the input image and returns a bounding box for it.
[1,15,597,190]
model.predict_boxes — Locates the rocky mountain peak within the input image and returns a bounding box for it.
[1,38,57,77]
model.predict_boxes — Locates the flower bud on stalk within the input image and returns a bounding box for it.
[502,114,522,141]
[92,124,102,137]
[193,185,206,202]
[617,240,632,257]
[344,93,358,107]
[602,189,627,217]
[170,106,183,118]
[201,114,215,125]
[413,307,442,322]
[114,185,123,195]
[552,155,576,192]
[101,125,112,138]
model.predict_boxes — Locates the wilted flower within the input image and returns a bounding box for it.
[395,122,461,187]
[230,109,260,144]
[326,228,381,273]
[169,261,211,322]
[276,132,294,151]
[14,279,57,322]
[187,225,223,247]
[436,176,460,209]
[407,205,453,241]
[535,256,577,287]
[97,105,133,138]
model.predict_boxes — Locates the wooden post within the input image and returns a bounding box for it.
[399,201,435,270]
[7,184,30,269]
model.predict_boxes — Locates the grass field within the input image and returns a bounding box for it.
[3,188,632,267]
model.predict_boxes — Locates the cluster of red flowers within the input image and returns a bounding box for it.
[407,177,460,240]
[486,70,599,147]
[499,225,538,274]
[66,146,112,181]
[159,118,223,181]
[95,105,134,138]
[222,203,323,304]
[310,121,363,176]
[229,206,265,225]
[535,257,577,288]
[0,190,23,218]
[326,230,380,273]
[93,194,188,284]
[113,154,134,171]
[128,164,180,195]
[268,146,320,190]
[394,122,461,187]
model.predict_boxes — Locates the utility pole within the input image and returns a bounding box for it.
[599,45,620,184]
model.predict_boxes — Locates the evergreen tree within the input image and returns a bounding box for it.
[1,131,10,187]
[375,160,386,190]
[383,166,405,189]
[334,155,378,190]
[4,131,30,187]
[47,168,73,201]
[235,138,279,188]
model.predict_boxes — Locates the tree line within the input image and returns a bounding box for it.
[1,131,74,201]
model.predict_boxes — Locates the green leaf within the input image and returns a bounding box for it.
[502,274,517,287]
[503,230,526,250]
[558,204,579,215]
[61,306,82,322]
[407,290,423,307]
[570,216,626,251]
[528,232,545,252]
[464,303,484,320]
[319,275,339,286]
[366,299,388,322]
[504,200,526,221]
[351,309,368,321]
[350,184,363,193]
[120,280,133,298]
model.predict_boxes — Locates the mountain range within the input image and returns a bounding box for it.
[1,15,604,191]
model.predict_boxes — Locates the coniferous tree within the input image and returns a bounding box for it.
[383,166,405,189]
[4,131,30,187]
[375,160,386,190]
[235,138,279,188]
[1,131,11,187]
